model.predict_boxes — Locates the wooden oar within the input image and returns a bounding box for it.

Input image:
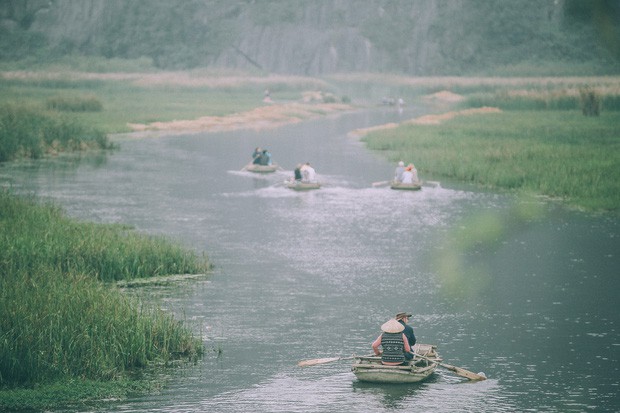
[372,180,391,187]
[298,353,375,367]
[414,353,487,381]
[423,180,441,187]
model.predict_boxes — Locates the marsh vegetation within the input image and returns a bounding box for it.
[0,103,112,162]
[0,193,209,410]
[363,110,620,211]
[340,75,620,212]
[0,59,618,409]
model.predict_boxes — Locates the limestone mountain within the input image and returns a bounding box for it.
[1,0,617,75]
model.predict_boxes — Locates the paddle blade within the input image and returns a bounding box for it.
[297,357,341,367]
[372,181,390,187]
[440,362,487,381]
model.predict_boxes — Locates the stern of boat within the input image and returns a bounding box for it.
[351,343,440,384]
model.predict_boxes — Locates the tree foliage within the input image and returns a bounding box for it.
[0,0,617,74]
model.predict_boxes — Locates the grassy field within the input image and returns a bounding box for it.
[330,72,620,212]
[362,110,620,211]
[0,75,270,132]
[0,193,209,410]
[1,193,210,281]
[0,69,332,133]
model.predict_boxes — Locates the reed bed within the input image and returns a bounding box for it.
[46,94,103,112]
[0,268,200,385]
[362,111,620,211]
[0,192,208,388]
[0,104,112,162]
[0,70,335,133]
[329,73,620,108]
[329,73,620,91]
[0,193,210,281]
[465,87,620,112]
[0,378,153,411]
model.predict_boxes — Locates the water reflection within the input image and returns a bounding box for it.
[351,378,440,409]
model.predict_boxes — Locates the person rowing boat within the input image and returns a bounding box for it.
[371,318,413,365]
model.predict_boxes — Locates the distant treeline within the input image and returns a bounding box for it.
[0,0,618,75]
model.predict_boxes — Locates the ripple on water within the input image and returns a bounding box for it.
[189,372,509,413]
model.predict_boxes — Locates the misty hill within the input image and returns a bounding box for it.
[1,0,618,75]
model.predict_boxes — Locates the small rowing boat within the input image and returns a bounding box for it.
[351,344,439,384]
[390,181,422,191]
[286,180,321,191]
[244,163,279,173]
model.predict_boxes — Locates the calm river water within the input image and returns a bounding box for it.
[1,108,618,412]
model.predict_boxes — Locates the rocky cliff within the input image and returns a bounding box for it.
[1,0,617,75]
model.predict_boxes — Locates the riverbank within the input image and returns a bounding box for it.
[0,69,351,134]
[0,66,359,410]
[0,193,209,410]
[126,101,355,136]
[360,108,620,212]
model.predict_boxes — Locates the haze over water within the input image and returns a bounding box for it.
[2,107,618,412]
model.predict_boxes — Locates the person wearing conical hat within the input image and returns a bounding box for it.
[371,318,413,365]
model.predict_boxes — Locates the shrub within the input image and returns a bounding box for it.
[0,104,113,162]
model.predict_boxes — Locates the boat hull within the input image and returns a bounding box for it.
[352,344,439,384]
[390,181,422,191]
[245,163,279,173]
[287,181,321,190]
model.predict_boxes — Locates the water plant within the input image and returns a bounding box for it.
[0,103,113,161]
[0,193,210,281]
[0,268,201,385]
[362,110,620,212]
[0,378,155,411]
[0,192,208,399]
[464,86,620,112]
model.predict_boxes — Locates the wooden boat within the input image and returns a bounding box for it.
[390,181,422,191]
[244,163,279,173]
[351,344,439,384]
[286,180,321,191]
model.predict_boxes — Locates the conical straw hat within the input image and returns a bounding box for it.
[381,318,404,333]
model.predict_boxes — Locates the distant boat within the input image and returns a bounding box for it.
[390,181,422,191]
[286,180,321,191]
[351,343,439,384]
[244,163,279,173]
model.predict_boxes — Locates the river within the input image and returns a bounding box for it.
[1,108,618,412]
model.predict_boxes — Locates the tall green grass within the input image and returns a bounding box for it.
[0,269,200,386]
[0,104,113,162]
[0,192,209,388]
[363,111,620,211]
[0,193,210,281]
[465,89,620,112]
[0,71,329,133]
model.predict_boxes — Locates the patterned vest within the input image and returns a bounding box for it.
[381,332,405,364]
